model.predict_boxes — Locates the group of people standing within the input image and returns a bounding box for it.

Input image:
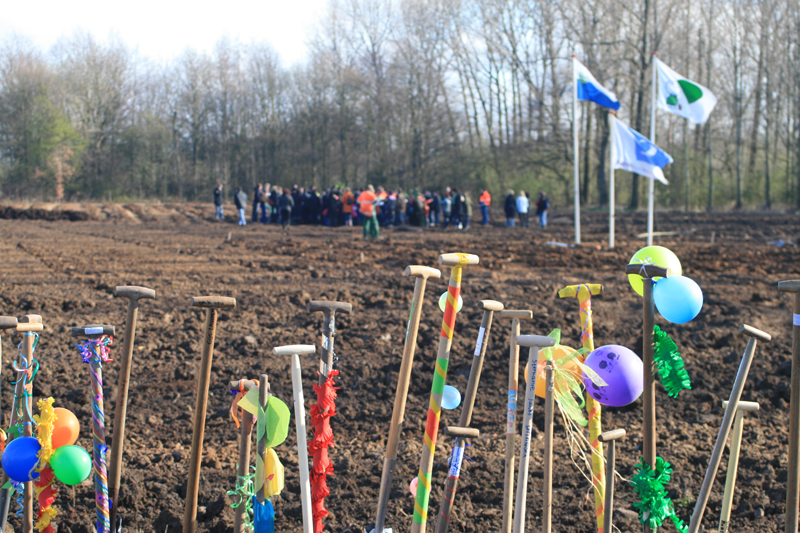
[503,190,550,229]
[212,183,550,238]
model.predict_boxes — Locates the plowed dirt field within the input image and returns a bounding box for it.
[0,202,797,533]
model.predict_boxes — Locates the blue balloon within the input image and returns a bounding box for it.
[441,385,462,410]
[654,275,703,324]
[2,436,41,482]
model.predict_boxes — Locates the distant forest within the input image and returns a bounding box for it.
[0,0,798,210]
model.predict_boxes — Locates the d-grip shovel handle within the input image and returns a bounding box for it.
[439,253,479,267]
[115,286,156,301]
[405,266,442,280]
[71,325,115,337]
[191,296,236,309]
[624,264,670,279]
[308,301,352,315]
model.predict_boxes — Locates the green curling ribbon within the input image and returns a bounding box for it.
[653,325,691,398]
[631,457,688,533]
[227,465,256,532]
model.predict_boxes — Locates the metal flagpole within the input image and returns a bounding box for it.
[573,54,581,245]
[647,53,658,246]
[609,112,616,249]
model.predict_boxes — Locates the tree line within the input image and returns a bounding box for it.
[0,0,798,210]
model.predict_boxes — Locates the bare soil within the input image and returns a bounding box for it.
[0,202,797,533]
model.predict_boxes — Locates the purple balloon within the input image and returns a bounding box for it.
[582,345,643,407]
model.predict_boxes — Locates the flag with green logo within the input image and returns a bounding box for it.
[655,58,717,124]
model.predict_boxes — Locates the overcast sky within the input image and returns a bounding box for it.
[0,0,328,66]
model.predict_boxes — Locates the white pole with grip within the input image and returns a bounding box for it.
[647,54,658,246]
[573,54,581,245]
[718,401,759,533]
[609,112,617,249]
[274,345,317,533]
[511,334,556,533]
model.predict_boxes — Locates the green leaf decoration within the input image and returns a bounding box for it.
[264,396,291,448]
[653,325,692,398]
[630,457,688,533]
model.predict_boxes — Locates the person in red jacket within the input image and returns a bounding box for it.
[479,189,491,225]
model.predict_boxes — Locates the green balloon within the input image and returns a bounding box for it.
[627,246,682,296]
[50,445,92,486]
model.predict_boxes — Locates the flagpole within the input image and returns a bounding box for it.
[573,54,580,245]
[647,53,658,247]
[609,112,616,249]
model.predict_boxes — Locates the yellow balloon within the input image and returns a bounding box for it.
[524,345,584,399]
[627,246,682,296]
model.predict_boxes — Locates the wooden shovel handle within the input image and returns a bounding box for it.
[500,310,533,319]
[624,264,670,279]
[190,296,236,309]
[438,253,479,267]
[479,300,504,312]
[115,286,156,301]
[446,426,480,438]
[405,266,442,280]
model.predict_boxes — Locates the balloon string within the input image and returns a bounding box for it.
[11,481,24,516]
[12,334,40,430]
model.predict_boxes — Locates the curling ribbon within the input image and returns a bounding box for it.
[231,379,259,429]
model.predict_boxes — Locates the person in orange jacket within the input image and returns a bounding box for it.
[479,189,491,225]
[357,185,380,238]
[341,187,355,226]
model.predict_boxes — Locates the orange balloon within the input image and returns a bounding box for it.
[525,345,584,399]
[51,408,80,449]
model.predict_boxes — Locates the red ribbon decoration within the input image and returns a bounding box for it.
[308,370,339,533]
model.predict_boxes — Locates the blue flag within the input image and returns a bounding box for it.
[612,119,673,184]
[574,58,620,111]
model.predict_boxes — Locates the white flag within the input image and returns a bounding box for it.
[612,119,673,184]
[655,58,717,124]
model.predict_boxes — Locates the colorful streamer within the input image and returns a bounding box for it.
[653,326,692,398]
[309,370,338,533]
[631,457,687,533]
[34,398,57,533]
[76,336,113,533]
